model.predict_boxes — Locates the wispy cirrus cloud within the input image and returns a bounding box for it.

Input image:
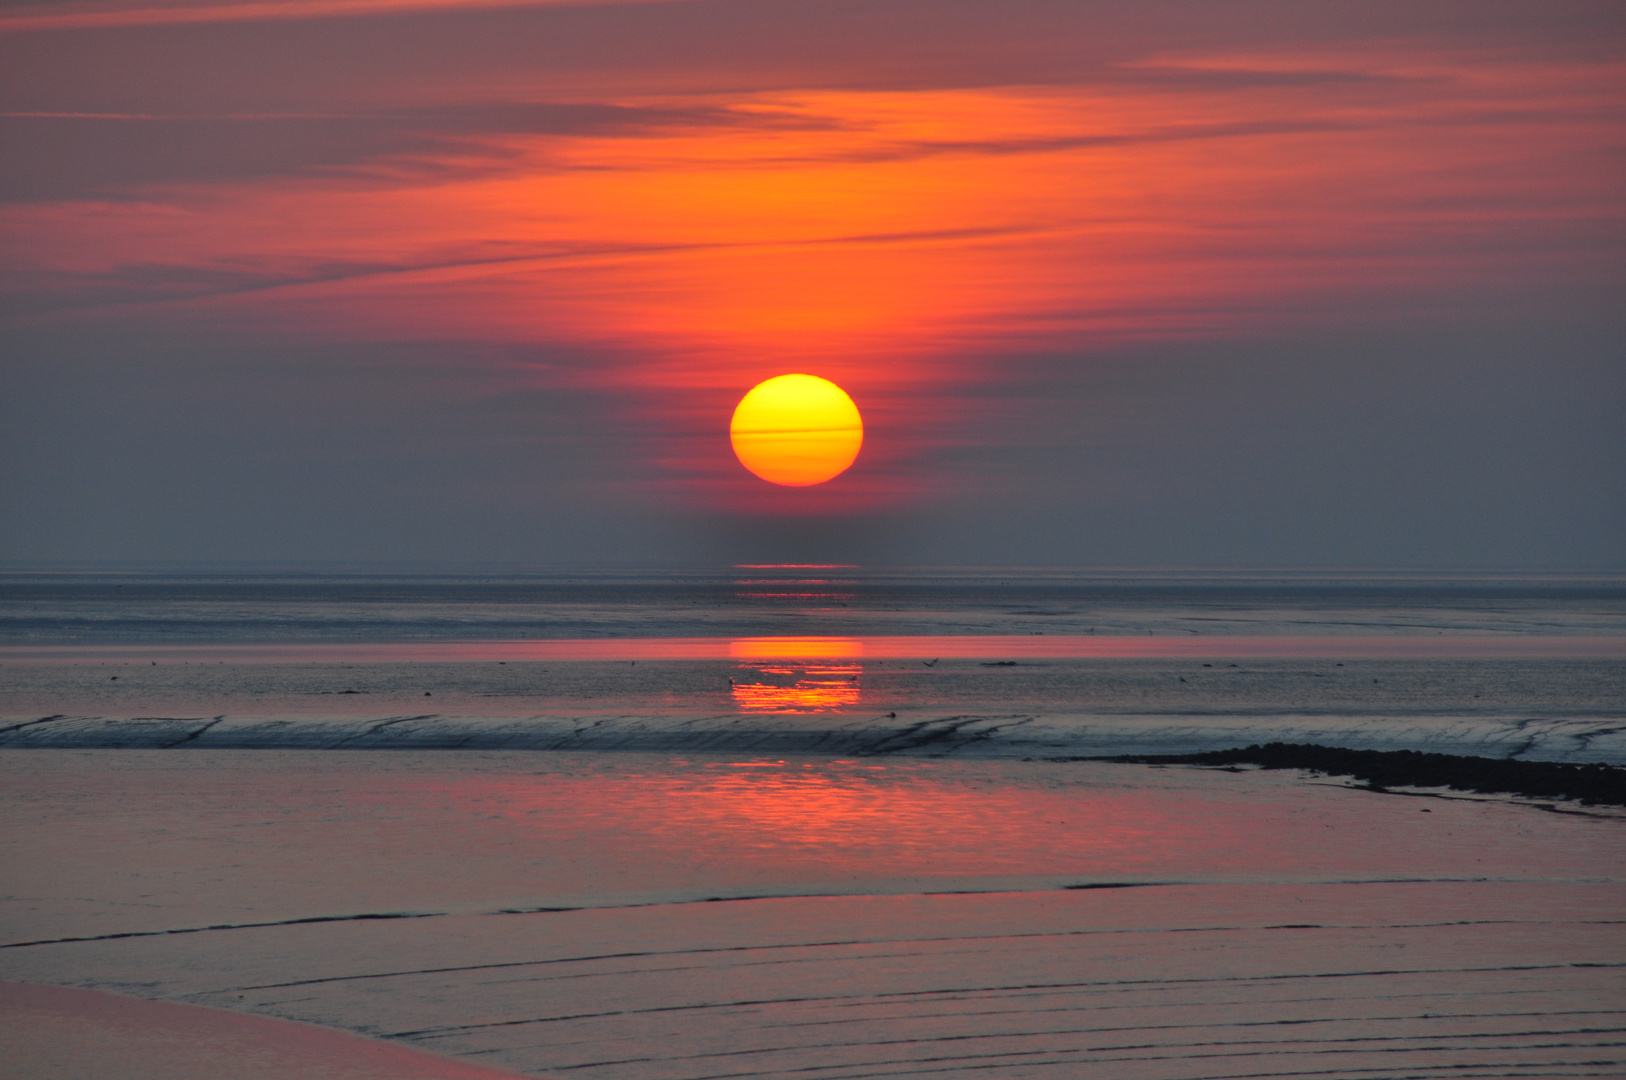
[0,0,673,34]
[9,64,1619,358]
[0,101,830,201]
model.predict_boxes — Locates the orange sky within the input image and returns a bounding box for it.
[1,1,1622,565]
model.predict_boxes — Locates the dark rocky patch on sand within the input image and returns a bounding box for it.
[1093,742,1626,805]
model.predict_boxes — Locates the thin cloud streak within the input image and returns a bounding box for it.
[0,102,818,201]
[3,224,1059,322]
[0,0,670,34]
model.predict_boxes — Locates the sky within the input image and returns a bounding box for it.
[1,0,1622,569]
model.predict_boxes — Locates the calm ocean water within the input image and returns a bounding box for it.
[5,567,1626,642]
[2,568,1623,760]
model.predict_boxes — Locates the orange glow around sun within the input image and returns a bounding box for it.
[6,45,1618,511]
[729,374,863,486]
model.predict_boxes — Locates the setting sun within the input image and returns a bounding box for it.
[729,374,864,486]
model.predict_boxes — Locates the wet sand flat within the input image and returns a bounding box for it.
[0,982,535,1080]
[2,750,1621,1078]
[4,652,1623,762]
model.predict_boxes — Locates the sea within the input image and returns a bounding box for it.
[3,567,1622,761]
[4,568,1624,1080]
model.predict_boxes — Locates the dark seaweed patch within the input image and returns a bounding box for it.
[1090,743,1626,806]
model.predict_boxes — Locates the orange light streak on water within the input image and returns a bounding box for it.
[729,637,864,660]
[6,635,1622,664]
[730,661,862,713]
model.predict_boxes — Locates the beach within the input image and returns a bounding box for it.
[2,750,1622,1078]
[7,0,1624,1071]
[1,572,1622,1078]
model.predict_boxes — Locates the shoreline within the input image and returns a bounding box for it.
[3,712,1621,763]
[2,723,1621,804]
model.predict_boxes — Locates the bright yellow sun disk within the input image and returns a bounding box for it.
[730,374,863,486]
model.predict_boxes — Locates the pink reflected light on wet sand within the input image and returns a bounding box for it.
[414,760,1225,885]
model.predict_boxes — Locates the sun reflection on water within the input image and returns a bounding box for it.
[727,636,864,712]
[731,661,862,712]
